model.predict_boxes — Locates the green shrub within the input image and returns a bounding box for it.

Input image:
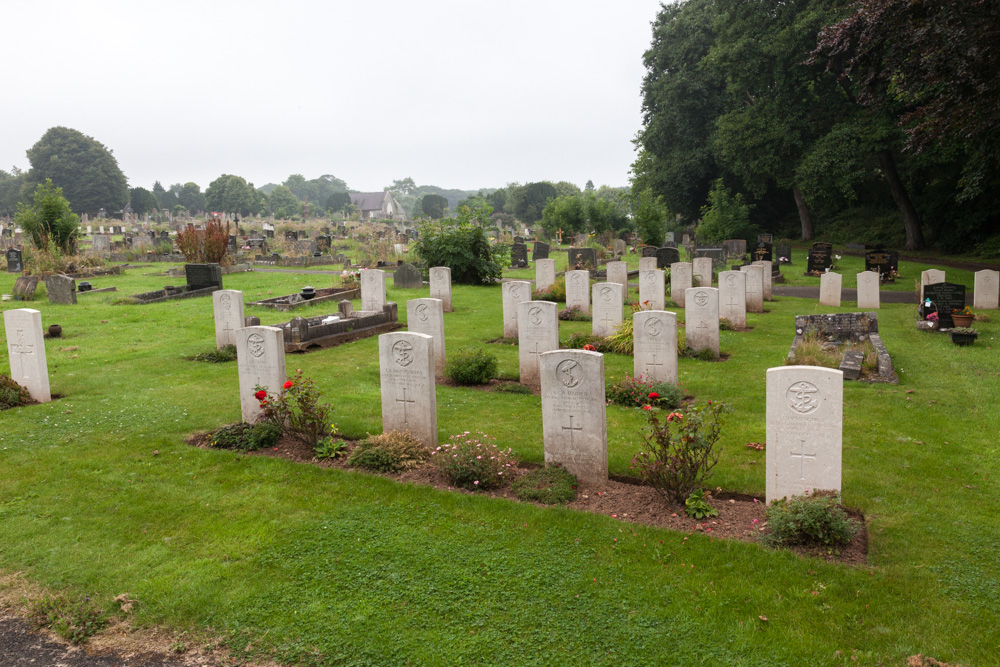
[209,422,282,452]
[0,374,33,410]
[762,492,857,548]
[255,370,334,448]
[431,431,517,490]
[411,204,507,284]
[607,374,684,409]
[315,438,349,459]
[604,317,634,355]
[532,277,566,302]
[191,344,237,363]
[446,348,498,385]
[562,332,609,352]
[30,595,108,646]
[558,305,590,321]
[684,488,719,519]
[512,467,578,504]
[347,430,430,473]
[493,382,533,394]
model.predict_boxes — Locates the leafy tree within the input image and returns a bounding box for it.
[421,193,449,219]
[206,174,256,216]
[584,194,629,234]
[412,204,507,284]
[389,177,417,195]
[508,182,558,224]
[696,180,756,243]
[152,181,175,210]
[552,181,581,198]
[174,182,206,214]
[0,167,25,218]
[325,191,351,213]
[629,188,669,246]
[585,180,595,192]
[268,185,301,219]
[129,187,158,216]
[14,179,80,253]
[485,187,508,213]
[540,196,586,236]
[176,218,231,265]
[23,127,129,216]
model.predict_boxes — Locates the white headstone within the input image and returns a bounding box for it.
[638,269,665,311]
[407,298,446,376]
[693,257,713,287]
[718,270,747,328]
[565,270,590,315]
[752,260,772,301]
[429,266,453,312]
[535,258,556,293]
[766,366,843,503]
[856,271,880,309]
[591,282,624,337]
[633,310,678,384]
[236,326,286,423]
[639,256,658,273]
[920,269,945,302]
[3,308,50,403]
[819,272,842,308]
[974,270,999,310]
[361,269,386,312]
[213,289,245,348]
[539,349,608,485]
[502,281,532,338]
[740,264,764,313]
[684,287,720,358]
[518,300,559,387]
[379,331,437,447]
[606,261,628,302]
[670,262,692,307]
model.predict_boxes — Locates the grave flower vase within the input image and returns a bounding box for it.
[950,331,977,346]
[951,314,974,328]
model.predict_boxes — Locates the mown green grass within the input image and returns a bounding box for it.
[1,260,999,665]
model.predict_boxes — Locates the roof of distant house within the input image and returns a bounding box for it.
[350,192,389,211]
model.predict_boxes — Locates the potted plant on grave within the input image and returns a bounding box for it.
[950,327,978,346]
[951,306,975,328]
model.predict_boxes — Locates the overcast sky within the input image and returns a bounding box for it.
[3,0,665,194]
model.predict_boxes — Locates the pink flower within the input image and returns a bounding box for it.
[474,481,479,485]
[642,405,652,411]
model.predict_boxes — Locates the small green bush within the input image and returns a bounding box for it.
[0,374,33,410]
[431,431,517,490]
[684,488,719,519]
[512,467,578,504]
[762,492,857,548]
[606,373,684,409]
[532,277,566,302]
[562,332,609,352]
[191,344,237,363]
[209,422,282,452]
[315,438,349,459]
[347,430,430,473]
[446,348,498,385]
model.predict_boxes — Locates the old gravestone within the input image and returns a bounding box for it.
[639,269,666,311]
[634,310,678,384]
[766,366,843,503]
[532,241,550,261]
[865,249,898,280]
[920,269,946,302]
[693,257,713,287]
[539,349,608,485]
[535,259,556,293]
[752,260,773,301]
[639,256,657,273]
[3,308,51,403]
[429,266,453,312]
[670,262,692,307]
[514,235,525,244]
[568,247,597,270]
[856,271,880,310]
[6,248,22,273]
[185,263,223,292]
[923,283,966,328]
[565,270,590,315]
[718,270,747,328]
[656,246,680,269]
[361,269,387,312]
[758,233,774,244]
[236,325,286,423]
[511,242,529,268]
[407,298,446,376]
[592,283,624,337]
[807,243,833,273]
[819,272,842,308]
[685,288,720,358]
[641,246,657,258]
[740,264,764,313]
[974,270,1000,310]
[44,275,77,305]
[722,239,746,259]
[606,261,628,302]
[379,331,437,447]
[12,275,39,300]
[775,243,792,263]
[613,239,626,255]
[393,263,423,289]
[752,242,773,263]
[91,234,111,252]
[502,281,532,338]
[315,235,332,253]
[213,289,245,348]
[518,301,559,387]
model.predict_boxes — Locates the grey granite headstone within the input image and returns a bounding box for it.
[44,274,77,305]
[568,247,597,270]
[532,241,550,261]
[393,263,423,289]
[185,263,223,291]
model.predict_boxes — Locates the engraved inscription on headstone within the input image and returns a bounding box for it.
[407,298,446,376]
[379,332,437,446]
[684,287,719,358]
[3,308,51,403]
[639,269,665,311]
[518,301,558,387]
[361,268,387,312]
[670,262,692,308]
[718,270,746,328]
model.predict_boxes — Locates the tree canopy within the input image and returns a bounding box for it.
[421,193,449,219]
[15,179,80,253]
[206,174,258,217]
[129,187,158,216]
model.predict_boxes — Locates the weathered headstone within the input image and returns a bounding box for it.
[775,244,792,263]
[606,261,628,302]
[856,271,880,309]
[664,232,675,243]
[568,247,597,270]
[923,282,966,328]
[740,264,764,313]
[565,270,590,315]
[532,241,550,261]
[502,281,531,338]
[639,256,658,273]
[5,249,22,273]
[752,260,773,300]
[684,288,720,358]
[692,257,713,287]
[379,331,437,446]
[819,272,842,308]
[722,239,747,259]
[44,275,76,305]
[641,246,657,258]
[591,283,624,337]
[91,234,111,252]
[670,262,692,307]
[758,233,774,244]
[920,269,946,302]
[535,259,556,293]
[12,276,39,300]
[633,310,677,384]
[766,366,843,503]
[393,263,423,289]
[639,269,665,311]
[213,289,245,348]
[361,269,387,312]
[613,239,626,255]
[185,263,223,291]
[3,308,51,403]
[518,301,559,386]
[429,266,453,312]
[539,349,608,485]
[511,243,529,268]
[407,298,446,376]
[514,235,525,244]
[656,246,680,269]
[974,269,1000,310]
[718,270,747,328]
[236,325,286,423]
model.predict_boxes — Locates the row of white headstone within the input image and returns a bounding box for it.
[920,268,999,309]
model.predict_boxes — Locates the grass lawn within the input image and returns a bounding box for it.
[1,259,998,665]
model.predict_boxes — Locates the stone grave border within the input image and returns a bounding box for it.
[787,312,897,383]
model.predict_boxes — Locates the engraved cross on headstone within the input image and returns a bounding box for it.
[561,415,583,445]
[790,437,817,480]
[396,386,416,424]
[11,330,33,379]
[602,313,616,331]
[647,351,664,367]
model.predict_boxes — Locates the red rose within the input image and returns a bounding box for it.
[254,390,267,400]
[642,405,652,411]
[283,380,293,389]
[648,392,660,399]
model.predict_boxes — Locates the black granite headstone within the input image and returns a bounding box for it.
[865,249,899,279]
[6,248,22,273]
[532,241,550,261]
[655,246,680,269]
[393,263,423,288]
[757,233,774,244]
[807,243,833,273]
[185,263,223,291]
[568,247,598,270]
[923,282,966,328]
[752,242,773,263]
[511,243,529,268]
[775,244,792,263]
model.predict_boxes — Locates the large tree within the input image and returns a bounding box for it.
[175,182,206,214]
[23,127,129,216]
[15,179,80,253]
[129,187,158,216]
[421,194,449,219]
[507,182,558,225]
[0,167,25,218]
[206,174,256,217]
[267,185,301,219]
